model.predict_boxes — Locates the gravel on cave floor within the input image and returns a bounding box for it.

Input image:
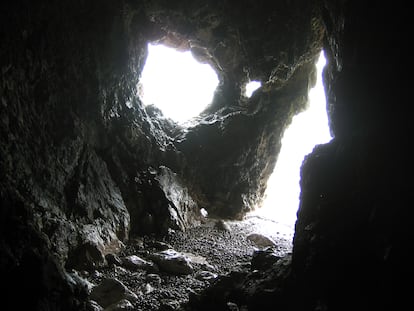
[86,215,294,311]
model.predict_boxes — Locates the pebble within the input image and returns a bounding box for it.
[141,283,154,294]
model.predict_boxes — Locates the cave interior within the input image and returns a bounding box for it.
[0,0,411,310]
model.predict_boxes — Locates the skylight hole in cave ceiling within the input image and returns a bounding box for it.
[245,80,262,98]
[138,43,219,124]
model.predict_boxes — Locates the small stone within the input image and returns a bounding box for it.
[121,255,157,272]
[227,302,239,311]
[246,233,276,248]
[150,249,193,275]
[90,278,137,308]
[200,208,208,217]
[91,270,103,278]
[182,252,216,271]
[80,270,90,277]
[141,283,154,294]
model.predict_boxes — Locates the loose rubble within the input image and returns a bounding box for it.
[77,216,292,310]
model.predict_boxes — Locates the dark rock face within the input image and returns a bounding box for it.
[291,2,412,310]
[0,0,410,310]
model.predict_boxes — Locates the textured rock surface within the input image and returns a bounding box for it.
[175,64,315,218]
[290,3,412,309]
[149,249,194,275]
[89,278,137,308]
[1,0,410,310]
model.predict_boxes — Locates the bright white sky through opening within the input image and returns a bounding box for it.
[139,43,219,123]
[245,81,262,97]
[252,51,332,232]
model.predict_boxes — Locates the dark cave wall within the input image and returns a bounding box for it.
[1,1,125,308]
[292,2,412,309]
[0,1,188,308]
[1,0,132,264]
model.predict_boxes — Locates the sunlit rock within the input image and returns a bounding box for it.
[247,233,276,249]
[121,255,157,272]
[150,249,194,275]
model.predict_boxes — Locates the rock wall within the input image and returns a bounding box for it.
[292,2,412,309]
[0,0,191,308]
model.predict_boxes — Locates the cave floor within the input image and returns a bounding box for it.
[86,215,293,310]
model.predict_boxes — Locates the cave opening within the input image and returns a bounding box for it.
[245,80,262,98]
[139,43,219,124]
[251,50,332,233]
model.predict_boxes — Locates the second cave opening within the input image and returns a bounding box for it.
[252,50,332,232]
